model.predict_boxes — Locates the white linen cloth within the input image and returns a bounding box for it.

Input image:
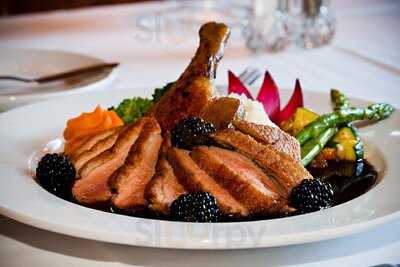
[0,0,399,266]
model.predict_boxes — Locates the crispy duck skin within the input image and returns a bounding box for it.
[233,119,301,161]
[200,97,243,130]
[211,129,312,196]
[72,128,122,172]
[72,117,148,205]
[146,158,186,215]
[167,146,249,217]
[110,118,163,210]
[147,22,230,131]
[191,146,288,215]
[66,127,120,158]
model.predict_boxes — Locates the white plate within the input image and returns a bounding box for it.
[0,49,116,111]
[0,89,399,249]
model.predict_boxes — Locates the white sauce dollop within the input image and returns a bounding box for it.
[228,93,278,128]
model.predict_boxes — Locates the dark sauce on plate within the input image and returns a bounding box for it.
[57,160,378,222]
[307,160,378,206]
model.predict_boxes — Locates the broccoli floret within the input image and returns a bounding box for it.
[113,82,175,124]
[152,82,175,102]
[114,97,153,124]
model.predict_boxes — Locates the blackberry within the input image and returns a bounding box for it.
[36,153,75,198]
[290,179,333,214]
[171,117,216,150]
[170,192,220,222]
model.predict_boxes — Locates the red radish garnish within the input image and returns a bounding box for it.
[276,79,304,124]
[228,71,253,99]
[256,71,281,122]
[227,70,304,125]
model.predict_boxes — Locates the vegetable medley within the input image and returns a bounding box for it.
[283,89,394,167]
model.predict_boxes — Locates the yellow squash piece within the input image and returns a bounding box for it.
[332,126,362,162]
[281,107,319,135]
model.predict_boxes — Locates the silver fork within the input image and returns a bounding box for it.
[0,63,119,84]
[238,67,262,85]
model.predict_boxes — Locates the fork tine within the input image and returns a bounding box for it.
[246,69,262,85]
[246,69,258,80]
[237,67,262,85]
[240,67,254,81]
[241,68,261,85]
[238,68,250,79]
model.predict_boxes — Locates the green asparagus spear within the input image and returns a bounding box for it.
[330,89,364,164]
[331,89,350,110]
[301,127,339,166]
[296,103,395,145]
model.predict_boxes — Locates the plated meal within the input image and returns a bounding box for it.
[33,22,395,223]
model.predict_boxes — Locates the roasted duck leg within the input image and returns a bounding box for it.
[147,22,230,131]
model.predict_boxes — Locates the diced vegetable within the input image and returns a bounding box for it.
[332,125,364,162]
[281,107,319,135]
[280,117,293,134]
[309,148,338,168]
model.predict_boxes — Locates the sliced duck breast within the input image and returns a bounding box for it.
[72,117,148,205]
[67,127,121,159]
[211,129,312,195]
[233,119,301,161]
[72,128,122,172]
[146,157,186,215]
[167,146,249,217]
[191,146,286,215]
[110,117,163,210]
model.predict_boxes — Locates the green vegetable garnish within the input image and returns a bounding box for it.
[152,82,175,102]
[331,88,350,111]
[113,97,153,124]
[330,89,364,164]
[301,127,338,166]
[113,82,175,124]
[296,103,395,145]
[298,90,394,166]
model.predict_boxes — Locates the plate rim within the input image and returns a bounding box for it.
[1,202,399,250]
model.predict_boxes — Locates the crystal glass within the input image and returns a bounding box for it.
[156,1,250,30]
[243,0,291,53]
[134,0,250,48]
[293,0,336,49]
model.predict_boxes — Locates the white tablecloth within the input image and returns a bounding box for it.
[0,0,399,266]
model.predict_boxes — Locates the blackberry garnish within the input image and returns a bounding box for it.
[170,192,220,222]
[36,153,76,198]
[290,179,333,214]
[171,117,216,150]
